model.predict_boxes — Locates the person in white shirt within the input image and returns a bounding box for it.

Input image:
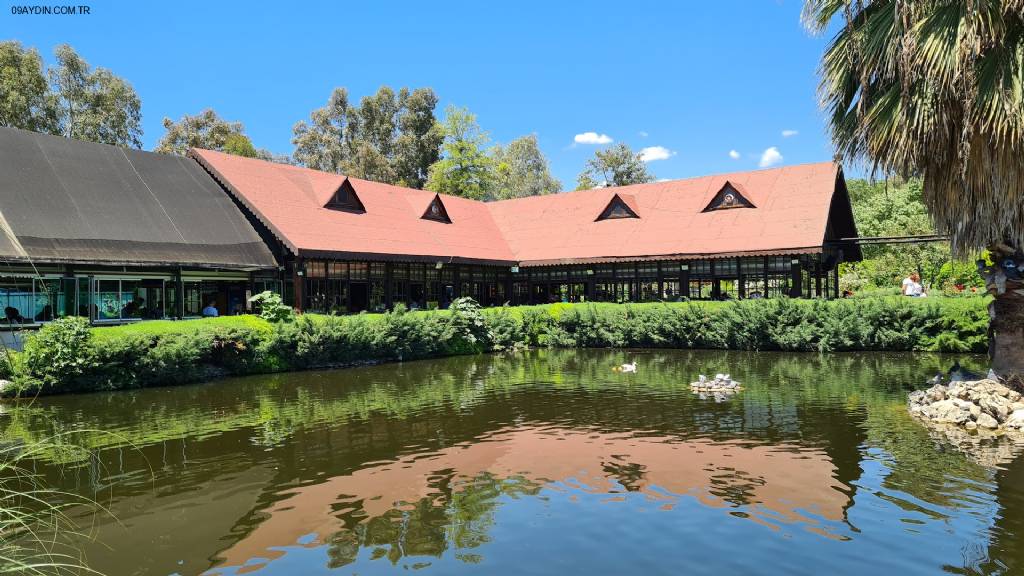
[902,273,924,296]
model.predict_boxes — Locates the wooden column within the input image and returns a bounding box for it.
[680,263,690,300]
[657,262,664,301]
[790,258,802,298]
[384,261,393,310]
[710,260,721,300]
[293,258,305,312]
[763,256,769,297]
[175,267,185,319]
[814,260,823,299]
[833,265,840,299]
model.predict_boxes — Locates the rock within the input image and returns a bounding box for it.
[1011,402,1024,413]
[977,412,999,429]
[1006,409,1024,429]
[925,386,947,403]
[965,420,978,430]
[930,400,970,424]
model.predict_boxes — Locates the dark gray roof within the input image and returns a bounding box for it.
[0,127,277,269]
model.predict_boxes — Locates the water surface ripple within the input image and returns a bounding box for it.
[7,349,1021,575]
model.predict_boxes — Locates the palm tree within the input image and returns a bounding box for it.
[804,0,1024,385]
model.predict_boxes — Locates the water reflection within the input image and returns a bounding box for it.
[3,349,1018,575]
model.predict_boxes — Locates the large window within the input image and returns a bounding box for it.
[93,279,165,321]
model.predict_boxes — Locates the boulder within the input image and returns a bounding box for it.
[977,412,1000,429]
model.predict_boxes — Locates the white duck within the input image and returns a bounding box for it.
[620,361,637,373]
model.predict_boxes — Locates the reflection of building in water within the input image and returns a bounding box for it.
[212,426,850,573]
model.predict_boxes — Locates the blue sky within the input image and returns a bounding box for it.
[4,0,842,187]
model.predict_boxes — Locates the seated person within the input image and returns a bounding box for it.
[4,306,24,324]
[34,304,53,322]
[202,301,219,317]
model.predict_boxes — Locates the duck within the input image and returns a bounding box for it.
[620,361,637,373]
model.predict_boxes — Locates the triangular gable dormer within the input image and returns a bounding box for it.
[422,194,452,223]
[324,178,365,213]
[595,193,640,221]
[702,181,755,212]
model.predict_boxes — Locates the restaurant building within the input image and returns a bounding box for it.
[0,127,279,326]
[193,149,860,313]
[0,127,860,325]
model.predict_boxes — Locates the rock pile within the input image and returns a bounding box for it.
[909,379,1024,432]
[690,374,742,395]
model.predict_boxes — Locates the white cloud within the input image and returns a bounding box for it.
[728,149,741,160]
[639,146,676,162]
[781,129,799,138]
[574,132,613,145]
[759,147,783,168]
[639,131,649,138]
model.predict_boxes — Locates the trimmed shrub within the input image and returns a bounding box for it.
[4,296,990,396]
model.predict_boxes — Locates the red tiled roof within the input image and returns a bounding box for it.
[191,149,516,264]
[487,162,841,265]
[192,149,843,267]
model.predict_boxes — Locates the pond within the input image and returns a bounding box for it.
[8,349,1024,575]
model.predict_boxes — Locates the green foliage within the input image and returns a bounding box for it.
[3,298,988,395]
[425,106,496,200]
[575,143,654,189]
[0,41,141,147]
[841,178,965,293]
[491,135,561,200]
[155,108,278,160]
[0,41,56,133]
[292,86,442,188]
[249,290,295,323]
[19,317,93,391]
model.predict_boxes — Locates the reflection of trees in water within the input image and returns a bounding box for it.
[601,457,647,492]
[325,472,541,568]
[4,347,1011,572]
[706,466,768,508]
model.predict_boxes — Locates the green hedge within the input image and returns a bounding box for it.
[4,296,989,396]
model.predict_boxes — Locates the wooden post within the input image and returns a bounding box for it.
[175,267,185,319]
[384,261,393,310]
[710,260,721,300]
[763,256,769,297]
[293,257,304,312]
[790,258,802,298]
[680,262,690,300]
[833,265,840,299]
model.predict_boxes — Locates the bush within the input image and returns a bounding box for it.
[19,317,94,392]
[249,290,295,323]
[3,296,990,396]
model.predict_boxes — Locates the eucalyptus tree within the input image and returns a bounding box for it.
[492,135,561,200]
[804,0,1024,382]
[0,41,56,132]
[425,106,496,200]
[575,143,654,189]
[291,86,442,186]
[48,44,142,148]
[0,42,141,147]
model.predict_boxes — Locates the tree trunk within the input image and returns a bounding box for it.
[990,291,1024,388]
[983,242,1024,389]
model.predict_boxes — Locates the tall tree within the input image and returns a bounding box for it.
[49,44,142,148]
[804,0,1024,382]
[291,86,442,186]
[292,87,353,173]
[425,106,496,200]
[0,41,57,133]
[575,143,654,189]
[0,42,141,147]
[156,109,253,156]
[393,88,443,188]
[492,135,561,200]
